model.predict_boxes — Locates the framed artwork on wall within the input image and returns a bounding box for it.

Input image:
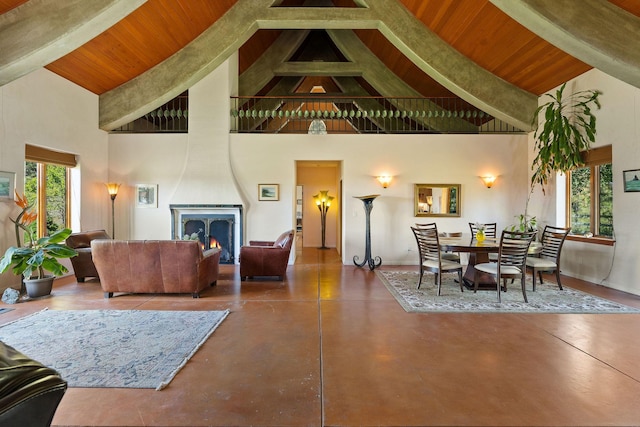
[623,169,640,192]
[0,171,15,200]
[258,184,279,201]
[136,184,158,208]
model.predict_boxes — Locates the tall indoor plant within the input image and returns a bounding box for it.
[517,82,601,230]
[0,192,77,298]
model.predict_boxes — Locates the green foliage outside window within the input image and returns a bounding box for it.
[570,167,591,235]
[598,163,613,237]
[569,162,613,238]
[24,161,68,237]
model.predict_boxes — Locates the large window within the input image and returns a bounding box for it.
[567,145,613,238]
[24,145,76,238]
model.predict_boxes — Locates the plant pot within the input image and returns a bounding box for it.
[23,276,54,298]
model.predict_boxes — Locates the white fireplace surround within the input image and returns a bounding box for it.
[170,204,243,264]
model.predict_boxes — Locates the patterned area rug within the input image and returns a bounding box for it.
[376,270,640,313]
[0,309,229,390]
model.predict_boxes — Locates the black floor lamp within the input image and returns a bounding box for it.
[313,190,333,249]
[105,183,120,239]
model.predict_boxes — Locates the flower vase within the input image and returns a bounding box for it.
[476,229,485,243]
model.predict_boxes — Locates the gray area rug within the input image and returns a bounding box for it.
[0,308,229,390]
[376,270,640,314]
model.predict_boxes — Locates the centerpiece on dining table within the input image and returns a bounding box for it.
[474,223,486,243]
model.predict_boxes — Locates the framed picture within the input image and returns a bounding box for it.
[136,184,158,208]
[258,184,279,201]
[623,169,640,192]
[0,171,15,200]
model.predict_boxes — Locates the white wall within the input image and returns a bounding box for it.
[106,60,530,266]
[5,62,638,296]
[231,133,528,265]
[528,69,640,295]
[0,69,109,291]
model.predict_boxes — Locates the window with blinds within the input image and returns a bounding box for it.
[25,145,76,237]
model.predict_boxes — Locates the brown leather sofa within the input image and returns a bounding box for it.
[239,230,294,281]
[0,342,67,427]
[65,229,110,282]
[91,240,221,298]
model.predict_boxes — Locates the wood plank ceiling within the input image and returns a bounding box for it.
[2,0,639,99]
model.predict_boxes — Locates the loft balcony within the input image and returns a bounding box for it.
[231,96,524,134]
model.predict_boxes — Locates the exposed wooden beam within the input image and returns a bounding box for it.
[99,0,267,130]
[99,0,534,132]
[0,0,146,86]
[490,0,640,90]
[367,0,537,131]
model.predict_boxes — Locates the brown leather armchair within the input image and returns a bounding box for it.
[239,230,294,281]
[0,342,67,427]
[65,230,110,282]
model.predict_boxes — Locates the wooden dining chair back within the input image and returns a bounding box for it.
[526,225,571,291]
[411,224,463,295]
[469,222,497,238]
[416,223,460,262]
[473,230,536,302]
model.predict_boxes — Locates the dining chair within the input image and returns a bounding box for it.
[469,222,497,239]
[469,222,498,260]
[416,223,460,262]
[473,230,536,302]
[526,225,571,291]
[411,224,463,295]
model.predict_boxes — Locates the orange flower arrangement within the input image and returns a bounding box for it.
[11,190,37,247]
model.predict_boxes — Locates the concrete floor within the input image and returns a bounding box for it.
[2,247,640,426]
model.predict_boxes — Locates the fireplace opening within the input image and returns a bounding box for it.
[182,214,235,264]
[171,204,243,265]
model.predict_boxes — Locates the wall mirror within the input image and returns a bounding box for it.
[414,184,461,217]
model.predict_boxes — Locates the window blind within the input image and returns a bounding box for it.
[25,144,77,167]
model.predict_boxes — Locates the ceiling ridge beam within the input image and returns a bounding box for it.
[274,62,362,76]
[0,0,146,87]
[366,0,536,131]
[239,30,310,96]
[257,6,378,30]
[490,0,640,90]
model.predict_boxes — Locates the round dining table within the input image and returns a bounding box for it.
[439,235,543,290]
[439,236,499,289]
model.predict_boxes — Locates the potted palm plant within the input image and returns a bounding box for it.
[0,192,77,298]
[513,82,601,231]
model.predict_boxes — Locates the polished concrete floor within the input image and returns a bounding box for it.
[3,247,640,426]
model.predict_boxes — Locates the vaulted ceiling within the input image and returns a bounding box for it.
[1,0,639,131]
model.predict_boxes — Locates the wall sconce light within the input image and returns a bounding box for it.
[480,176,497,188]
[105,183,121,238]
[376,175,392,188]
[312,190,333,249]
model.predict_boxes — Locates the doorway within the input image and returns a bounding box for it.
[295,161,342,256]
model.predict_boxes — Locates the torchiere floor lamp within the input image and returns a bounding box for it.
[353,194,382,270]
[313,190,333,249]
[105,183,120,239]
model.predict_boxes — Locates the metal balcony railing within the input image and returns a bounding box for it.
[231,96,524,134]
[110,92,189,133]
